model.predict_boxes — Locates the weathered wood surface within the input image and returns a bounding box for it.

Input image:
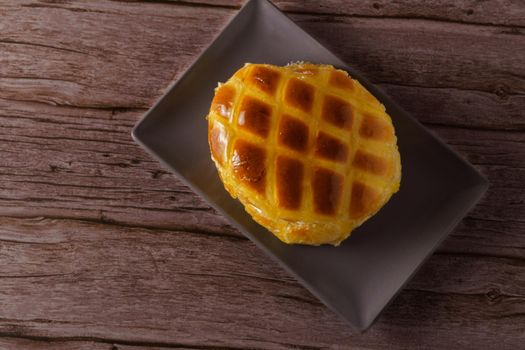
[0,1,524,349]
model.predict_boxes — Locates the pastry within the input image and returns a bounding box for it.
[207,62,401,245]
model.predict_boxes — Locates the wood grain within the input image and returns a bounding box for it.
[1,1,523,130]
[145,0,525,27]
[0,0,524,349]
[0,216,524,350]
[0,337,196,350]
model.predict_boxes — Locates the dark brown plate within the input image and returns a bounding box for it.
[132,0,488,330]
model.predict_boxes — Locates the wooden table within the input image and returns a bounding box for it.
[1,1,524,349]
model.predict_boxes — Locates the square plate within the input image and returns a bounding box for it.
[132,0,488,330]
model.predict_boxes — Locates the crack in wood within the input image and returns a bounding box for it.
[377,81,525,100]
[423,121,525,133]
[0,214,244,242]
[20,3,108,14]
[0,96,148,111]
[0,76,93,88]
[114,0,240,11]
[0,39,90,56]
[492,312,525,320]
[465,215,525,225]
[274,293,323,307]
[112,0,525,30]
[1,133,134,147]
[179,271,297,286]
[0,332,263,350]
[0,273,73,279]
[434,250,525,264]
[0,178,191,194]
[291,10,525,30]
[0,238,65,245]
[403,288,525,300]
[0,191,214,214]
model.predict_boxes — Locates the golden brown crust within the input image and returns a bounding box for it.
[211,85,236,119]
[231,139,267,195]
[276,155,304,210]
[312,167,344,216]
[321,95,354,130]
[278,115,309,152]
[352,150,389,176]
[284,78,315,113]
[207,63,401,246]
[314,132,349,163]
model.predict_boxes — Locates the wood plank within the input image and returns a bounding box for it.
[0,102,238,238]
[379,84,525,131]
[290,14,525,95]
[0,1,524,126]
[441,219,525,261]
[0,99,523,258]
[284,0,525,28]
[1,1,524,348]
[0,337,197,350]
[0,1,228,109]
[0,338,111,350]
[0,216,523,350]
[171,0,525,28]
[430,127,525,226]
